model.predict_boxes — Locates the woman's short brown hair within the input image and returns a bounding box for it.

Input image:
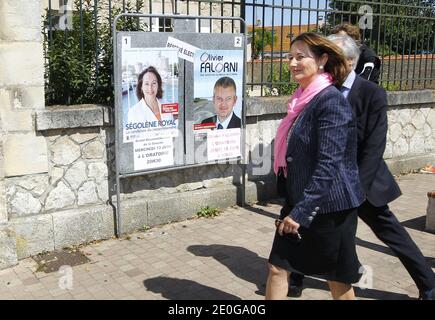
[136,66,163,101]
[291,32,348,87]
[331,23,361,43]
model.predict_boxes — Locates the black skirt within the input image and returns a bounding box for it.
[268,207,362,284]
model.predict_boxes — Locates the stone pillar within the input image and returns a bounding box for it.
[0,0,46,268]
[426,191,435,233]
[0,0,48,223]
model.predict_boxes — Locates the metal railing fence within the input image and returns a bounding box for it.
[43,0,434,105]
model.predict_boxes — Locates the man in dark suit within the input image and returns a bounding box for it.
[201,113,241,129]
[288,34,434,300]
[332,23,381,84]
[355,43,381,84]
[201,76,241,129]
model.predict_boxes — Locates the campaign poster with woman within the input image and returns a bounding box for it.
[122,48,179,143]
[121,48,179,170]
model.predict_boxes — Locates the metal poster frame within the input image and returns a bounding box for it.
[113,13,247,237]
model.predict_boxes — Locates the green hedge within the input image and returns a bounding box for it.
[43,0,146,106]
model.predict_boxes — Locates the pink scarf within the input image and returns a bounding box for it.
[273,73,333,175]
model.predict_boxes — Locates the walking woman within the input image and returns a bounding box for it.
[266,32,365,300]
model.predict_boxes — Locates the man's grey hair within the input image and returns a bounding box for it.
[327,34,360,70]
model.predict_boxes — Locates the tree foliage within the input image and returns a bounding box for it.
[250,29,277,59]
[43,0,147,106]
[265,63,298,96]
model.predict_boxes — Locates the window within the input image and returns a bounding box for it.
[159,18,173,32]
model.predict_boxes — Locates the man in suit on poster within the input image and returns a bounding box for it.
[201,76,241,129]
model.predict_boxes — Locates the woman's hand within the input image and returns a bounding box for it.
[276,216,300,236]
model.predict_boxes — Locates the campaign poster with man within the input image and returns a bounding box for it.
[121,47,179,171]
[193,50,244,161]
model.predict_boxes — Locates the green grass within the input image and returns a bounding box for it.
[196,206,220,218]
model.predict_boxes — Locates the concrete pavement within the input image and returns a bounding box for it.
[0,173,434,300]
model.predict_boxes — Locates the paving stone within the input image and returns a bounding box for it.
[1,173,434,300]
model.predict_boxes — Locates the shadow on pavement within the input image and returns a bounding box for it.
[356,237,434,267]
[356,237,393,255]
[286,274,413,300]
[289,276,412,300]
[400,215,427,232]
[143,277,241,300]
[243,205,279,220]
[353,286,413,300]
[187,244,414,300]
[187,244,268,296]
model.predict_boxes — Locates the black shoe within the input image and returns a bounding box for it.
[418,289,433,300]
[287,284,303,297]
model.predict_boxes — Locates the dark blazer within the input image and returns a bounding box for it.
[347,76,402,206]
[201,113,241,129]
[282,86,365,228]
[355,44,381,84]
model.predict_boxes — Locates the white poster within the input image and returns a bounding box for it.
[133,137,174,171]
[166,36,200,62]
[193,49,243,162]
[207,128,241,161]
[193,50,243,132]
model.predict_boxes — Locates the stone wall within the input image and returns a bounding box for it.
[244,90,435,175]
[7,92,435,216]
[384,91,435,173]
[3,104,247,260]
[386,106,435,158]
[6,129,109,217]
[1,90,435,266]
[4,106,111,219]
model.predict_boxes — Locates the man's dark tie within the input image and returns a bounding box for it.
[217,124,223,129]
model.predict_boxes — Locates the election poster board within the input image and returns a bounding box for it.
[112,15,248,237]
[115,30,245,175]
[121,47,180,171]
[193,50,244,162]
